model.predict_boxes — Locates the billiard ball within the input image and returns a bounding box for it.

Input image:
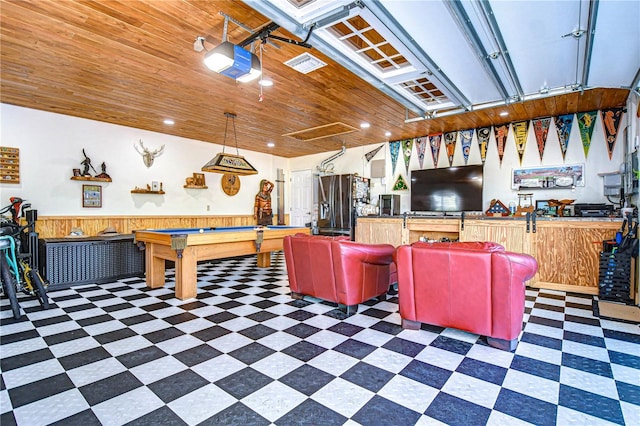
[199,228,204,233]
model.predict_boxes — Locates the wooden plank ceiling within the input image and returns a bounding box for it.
[0,0,630,158]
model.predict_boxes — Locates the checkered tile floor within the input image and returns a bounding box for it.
[1,252,639,425]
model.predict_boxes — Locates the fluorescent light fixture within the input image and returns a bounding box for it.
[204,41,261,83]
[499,111,509,117]
[385,131,391,137]
[267,142,275,147]
[360,122,370,129]
[163,119,175,125]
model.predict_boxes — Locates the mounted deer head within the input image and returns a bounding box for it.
[134,140,165,168]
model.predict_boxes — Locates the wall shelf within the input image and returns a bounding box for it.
[131,189,165,194]
[1,146,20,184]
[71,176,112,182]
[183,185,208,189]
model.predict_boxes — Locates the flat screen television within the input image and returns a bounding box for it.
[410,165,483,212]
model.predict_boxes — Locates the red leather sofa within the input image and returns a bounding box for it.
[396,241,538,350]
[283,233,396,315]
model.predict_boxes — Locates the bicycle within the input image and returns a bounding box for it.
[0,198,49,319]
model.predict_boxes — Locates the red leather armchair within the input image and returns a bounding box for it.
[396,241,538,350]
[284,233,396,315]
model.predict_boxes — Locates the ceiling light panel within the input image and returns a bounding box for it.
[400,77,451,108]
[327,16,410,72]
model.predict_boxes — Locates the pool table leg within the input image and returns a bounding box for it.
[257,252,271,268]
[146,244,166,289]
[175,246,198,300]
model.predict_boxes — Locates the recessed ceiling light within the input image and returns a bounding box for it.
[384,131,391,137]
[499,111,508,117]
[267,142,275,148]
[360,122,370,129]
[163,119,175,125]
[259,79,273,87]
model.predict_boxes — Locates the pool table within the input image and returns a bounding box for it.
[134,225,309,299]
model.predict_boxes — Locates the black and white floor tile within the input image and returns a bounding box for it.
[1,253,639,425]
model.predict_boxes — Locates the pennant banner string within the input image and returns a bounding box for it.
[554,114,574,161]
[402,139,413,175]
[532,117,551,162]
[415,137,427,169]
[444,131,457,167]
[477,127,491,164]
[577,111,597,159]
[429,133,442,168]
[459,129,474,165]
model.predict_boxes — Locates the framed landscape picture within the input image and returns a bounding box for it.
[535,200,556,216]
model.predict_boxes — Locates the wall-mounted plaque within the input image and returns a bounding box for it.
[221,173,240,196]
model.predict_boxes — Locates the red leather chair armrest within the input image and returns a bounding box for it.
[490,251,538,341]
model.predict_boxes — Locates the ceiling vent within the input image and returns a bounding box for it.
[284,52,327,74]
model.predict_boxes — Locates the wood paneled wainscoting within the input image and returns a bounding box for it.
[356,216,629,297]
[34,215,289,239]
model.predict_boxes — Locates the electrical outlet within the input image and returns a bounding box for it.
[206,205,210,211]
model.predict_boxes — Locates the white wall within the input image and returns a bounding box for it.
[2,101,636,218]
[0,104,289,216]
[293,106,635,214]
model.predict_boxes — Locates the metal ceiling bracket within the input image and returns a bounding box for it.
[444,1,511,102]
[630,67,640,91]
[580,0,599,87]
[477,0,524,101]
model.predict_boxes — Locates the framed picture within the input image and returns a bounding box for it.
[535,200,556,216]
[82,184,102,208]
[193,172,205,187]
[512,163,584,190]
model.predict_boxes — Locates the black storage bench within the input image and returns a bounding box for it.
[39,235,145,289]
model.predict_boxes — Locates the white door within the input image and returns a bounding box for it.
[290,169,313,227]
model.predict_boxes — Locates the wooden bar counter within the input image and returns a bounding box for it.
[356,215,626,296]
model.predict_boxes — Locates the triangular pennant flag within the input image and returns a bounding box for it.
[477,127,491,164]
[415,137,427,169]
[402,139,413,174]
[429,133,442,168]
[494,124,509,165]
[577,111,597,158]
[554,114,574,161]
[393,174,409,191]
[459,129,474,165]
[532,117,551,161]
[364,144,384,162]
[601,108,624,160]
[512,120,529,165]
[389,141,400,174]
[444,131,457,167]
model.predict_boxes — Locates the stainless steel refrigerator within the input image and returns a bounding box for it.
[316,174,369,237]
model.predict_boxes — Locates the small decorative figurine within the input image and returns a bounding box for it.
[81,149,97,176]
[95,162,111,179]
